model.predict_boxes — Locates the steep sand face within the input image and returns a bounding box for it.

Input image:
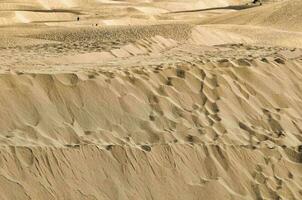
[1,47,302,199]
[0,0,302,200]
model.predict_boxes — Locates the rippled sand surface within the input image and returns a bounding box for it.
[0,0,301,199]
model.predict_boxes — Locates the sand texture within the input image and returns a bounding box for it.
[0,0,301,199]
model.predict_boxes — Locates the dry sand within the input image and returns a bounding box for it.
[0,0,301,199]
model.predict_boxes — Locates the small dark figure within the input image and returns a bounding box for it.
[253,0,262,4]
[77,17,80,21]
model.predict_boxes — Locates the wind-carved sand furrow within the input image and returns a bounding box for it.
[0,143,301,199]
[0,0,302,199]
[0,58,301,147]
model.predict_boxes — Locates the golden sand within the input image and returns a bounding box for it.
[0,0,301,199]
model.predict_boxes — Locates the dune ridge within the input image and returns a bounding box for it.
[201,0,302,31]
[0,0,301,199]
[0,42,301,199]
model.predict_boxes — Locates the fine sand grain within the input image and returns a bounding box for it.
[0,0,301,199]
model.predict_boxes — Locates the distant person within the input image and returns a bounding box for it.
[77,17,80,21]
[252,0,262,5]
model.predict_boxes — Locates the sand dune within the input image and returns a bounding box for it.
[0,0,301,199]
[202,0,302,31]
[1,46,302,199]
[190,25,302,47]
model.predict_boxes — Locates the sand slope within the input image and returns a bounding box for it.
[0,0,301,199]
[202,0,302,31]
[0,0,253,26]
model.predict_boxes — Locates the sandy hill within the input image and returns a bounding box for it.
[0,0,252,26]
[0,0,301,200]
[202,0,302,31]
